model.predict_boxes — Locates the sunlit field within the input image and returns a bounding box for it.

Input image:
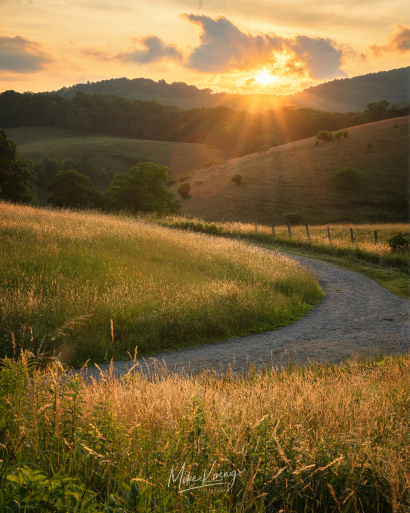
[1,353,408,511]
[155,216,409,269]
[0,203,323,365]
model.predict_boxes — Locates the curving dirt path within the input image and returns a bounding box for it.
[81,254,410,379]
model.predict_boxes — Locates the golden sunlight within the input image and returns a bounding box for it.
[255,71,276,85]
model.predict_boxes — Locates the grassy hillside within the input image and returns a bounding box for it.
[0,203,323,365]
[3,126,223,178]
[177,116,409,225]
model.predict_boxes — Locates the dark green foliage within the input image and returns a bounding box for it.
[1,85,408,160]
[0,130,37,204]
[332,167,365,189]
[334,130,348,141]
[34,155,108,188]
[49,67,410,113]
[46,169,103,208]
[177,182,191,199]
[364,100,392,121]
[388,233,409,253]
[104,162,180,214]
[247,134,281,153]
[316,130,334,142]
[231,173,242,185]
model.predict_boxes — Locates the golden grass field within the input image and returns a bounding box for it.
[177,116,409,225]
[0,202,323,365]
[1,352,408,511]
[160,217,410,259]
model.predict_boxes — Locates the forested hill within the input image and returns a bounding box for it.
[48,67,410,112]
[289,67,410,112]
[1,89,408,157]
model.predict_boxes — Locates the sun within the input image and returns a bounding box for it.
[255,71,276,85]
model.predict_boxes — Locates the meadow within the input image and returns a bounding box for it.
[2,126,223,182]
[0,352,408,512]
[0,202,323,365]
[154,215,410,298]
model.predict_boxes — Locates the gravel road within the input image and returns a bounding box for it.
[81,254,409,379]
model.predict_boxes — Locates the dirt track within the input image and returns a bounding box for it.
[81,254,410,379]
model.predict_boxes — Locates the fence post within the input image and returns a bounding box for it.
[272,218,275,236]
[306,224,310,241]
[327,226,331,242]
[254,218,258,234]
[287,223,292,239]
[350,227,354,244]
[374,230,378,245]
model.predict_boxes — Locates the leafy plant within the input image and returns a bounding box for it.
[388,233,409,253]
[316,130,334,143]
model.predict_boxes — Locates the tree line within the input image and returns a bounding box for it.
[1,90,408,158]
[0,130,180,214]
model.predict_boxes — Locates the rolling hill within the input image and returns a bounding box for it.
[3,125,223,177]
[175,116,409,224]
[50,67,410,113]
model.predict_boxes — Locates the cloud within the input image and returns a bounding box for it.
[182,14,346,79]
[287,35,346,79]
[182,14,284,72]
[117,36,183,64]
[369,24,410,56]
[82,36,183,65]
[0,35,53,73]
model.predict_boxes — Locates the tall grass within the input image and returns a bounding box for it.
[0,352,408,511]
[154,216,410,273]
[0,203,323,365]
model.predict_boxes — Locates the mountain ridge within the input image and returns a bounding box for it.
[48,67,410,113]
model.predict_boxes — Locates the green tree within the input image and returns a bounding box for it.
[316,130,334,143]
[104,162,180,214]
[364,101,390,122]
[0,130,37,204]
[46,169,103,208]
[247,134,280,154]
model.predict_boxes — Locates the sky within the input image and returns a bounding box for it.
[1,0,409,95]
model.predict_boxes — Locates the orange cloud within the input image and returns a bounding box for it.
[369,24,410,56]
[182,15,346,79]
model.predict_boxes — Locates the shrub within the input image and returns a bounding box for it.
[231,173,243,185]
[334,130,348,141]
[316,130,334,143]
[177,182,191,198]
[388,233,409,253]
[332,167,365,189]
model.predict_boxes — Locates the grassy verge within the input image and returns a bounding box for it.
[0,352,409,512]
[153,216,410,299]
[254,241,410,299]
[0,203,323,366]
